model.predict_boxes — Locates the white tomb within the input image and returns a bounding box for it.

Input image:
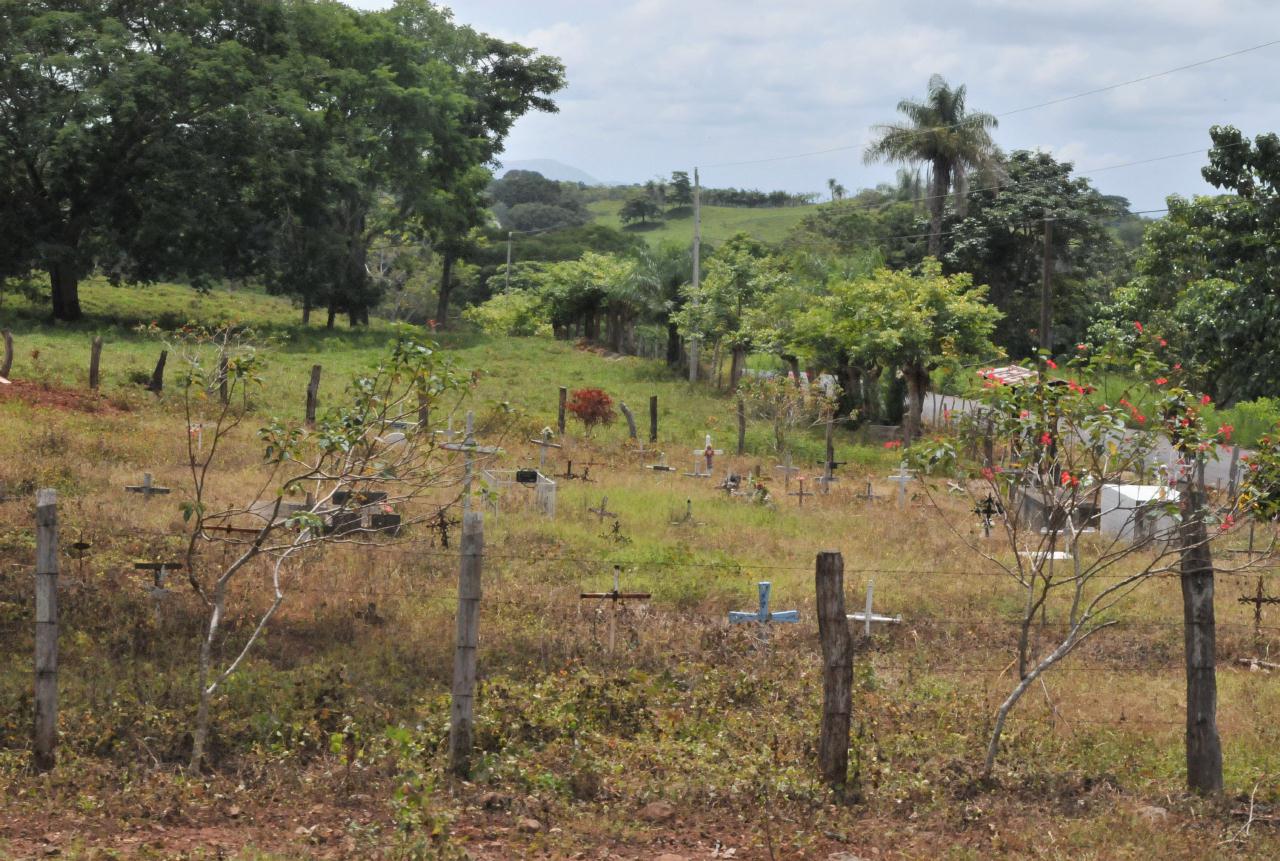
[1099,484,1179,542]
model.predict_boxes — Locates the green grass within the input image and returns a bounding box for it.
[587,199,813,247]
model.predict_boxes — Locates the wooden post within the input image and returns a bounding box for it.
[1226,445,1241,503]
[0,329,12,378]
[825,410,835,475]
[305,364,322,427]
[737,398,747,456]
[1040,218,1054,352]
[88,337,103,391]
[147,350,167,393]
[649,395,658,443]
[619,401,638,440]
[1179,459,1222,795]
[217,351,229,405]
[815,550,852,795]
[34,488,58,772]
[449,510,484,776]
[557,386,568,435]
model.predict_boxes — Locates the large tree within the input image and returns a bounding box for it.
[0,0,292,320]
[944,150,1133,357]
[864,74,999,259]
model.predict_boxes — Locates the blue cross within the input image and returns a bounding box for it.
[728,581,799,625]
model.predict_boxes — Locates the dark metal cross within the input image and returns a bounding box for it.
[789,476,813,507]
[125,473,172,498]
[974,494,1001,538]
[589,495,617,521]
[1239,575,1280,639]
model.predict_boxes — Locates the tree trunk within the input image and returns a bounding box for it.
[784,355,801,379]
[584,308,599,342]
[302,300,312,325]
[903,364,927,444]
[326,301,337,330]
[190,580,227,773]
[1179,460,1222,795]
[436,250,455,329]
[49,262,82,322]
[608,310,624,353]
[861,366,882,424]
[927,159,948,259]
[666,322,682,368]
[729,345,747,391]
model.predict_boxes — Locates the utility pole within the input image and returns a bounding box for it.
[504,231,513,292]
[689,167,702,383]
[1039,218,1054,353]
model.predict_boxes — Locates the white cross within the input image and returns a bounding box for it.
[775,452,800,492]
[528,427,561,472]
[886,462,914,509]
[689,434,724,476]
[846,580,902,637]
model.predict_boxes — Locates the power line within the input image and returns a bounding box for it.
[701,37,1280,170]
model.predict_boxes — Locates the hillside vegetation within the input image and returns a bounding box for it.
[587,199,814,247]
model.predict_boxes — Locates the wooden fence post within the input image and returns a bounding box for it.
[449,510,484,775]
[217,351,229,405]
[1180,460,1223,794]
[88,337,103,391]
[34,488,59,772]
[1,329,13,378]
[305,364,322,427]
[147,350,167,393]
[619,402,638,440]
[737,398,747,456]
[557,386,568,435]
[815,550,853,795]
[649,395,658,443]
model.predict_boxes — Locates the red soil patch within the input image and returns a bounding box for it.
[0,379,127,414]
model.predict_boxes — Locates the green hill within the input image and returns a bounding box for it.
[587,198,813,247]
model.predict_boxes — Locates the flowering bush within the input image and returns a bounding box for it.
[566,388,615,434]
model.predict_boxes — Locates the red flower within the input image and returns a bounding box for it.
[883,440,902,449]
[1061,471,1079,488]
[981,467,995,480]
[1045,358,1058,369]
[1219,424,1234,441]
[1201,394,1211,405]
[1019,409,1030,418]
[1076,343,1087,351]
[1174,363,1182,371]
[1220,514,1236,532]
[1155,377,1168,385]
[1039,431,1052,445]
[1134,321,1144,332]
[1159,339,1167,347]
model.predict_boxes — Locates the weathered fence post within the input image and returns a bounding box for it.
[147,350,167,393]
[449,510,484,775]
[619,401,638,440]
[557,386,568,435]
[649,395,658,443]
[88,337,103,391]
[0,329,12,378]
[815,550,853,795]
[1179,459,1222,794]
[34,488,59,772]
[305,364,322,427]
[737,398,747,456]
[217,351,229,405]
[1226,445,1242,504]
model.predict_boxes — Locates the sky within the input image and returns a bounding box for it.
[346,0,1280,209]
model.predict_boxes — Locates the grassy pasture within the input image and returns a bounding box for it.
[586,199,813,247]
[1,282,1279,858]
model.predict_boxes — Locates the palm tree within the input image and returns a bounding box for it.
[865,74,998,257]
[827,177,839,202]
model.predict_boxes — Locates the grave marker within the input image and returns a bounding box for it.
[789,476,813,507]
[125,473,172,498]
[846,580,902,637]
[729,581,799,639]
[0,329,12,379]
[649,395,659,443]
[775,452,800,492]
[619,401,638,440]
[670,498,700,526]
[1239,575,1280,642]
[88,337,103,391]
[973,494,1001,538]
[305,364,322,427]
[134,561,183,624]
[529,427,562,472]
[886,462,914,510]
[589,496,617,522]
[580,564,651,653]
[442,411,501,513]
[147,350,168,394]
[34,489,58,771]
[684,434,723,478]
[815,550,852,793]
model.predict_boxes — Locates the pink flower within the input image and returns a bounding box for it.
[1159,338,1168,347]
[1201,395,1211,405]
[1040,432,1052,445]
[981,467,995,480]
[1134,321,1144,332]
[1045,359,1058,370]
[1220,424,1234,442]
[1155,377,1168,385]
[1077,343,1087,351]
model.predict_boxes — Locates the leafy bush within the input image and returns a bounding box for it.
[566,387,615,433]
[462,291,549,336]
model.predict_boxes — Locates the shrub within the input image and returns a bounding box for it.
[462,291,550,336]
[566,388,615,434]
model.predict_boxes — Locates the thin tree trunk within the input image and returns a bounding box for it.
[49,262,82,322]
[436,250,455,328]
[326,301,337,330]
[190,580,226,772]
[927,160,947,259]
[302,300,312,325]
[666,322,682,368]
[729,345,747,391]
[608,310,624,353]
[903,364,927,444]
[862,366,882,424]
[1180,460,1222,794]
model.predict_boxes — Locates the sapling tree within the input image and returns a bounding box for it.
[913,336,1273,783]
[162,324,477,771]
[736,372,841,456]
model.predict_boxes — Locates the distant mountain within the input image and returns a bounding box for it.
[497,159,601,186]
